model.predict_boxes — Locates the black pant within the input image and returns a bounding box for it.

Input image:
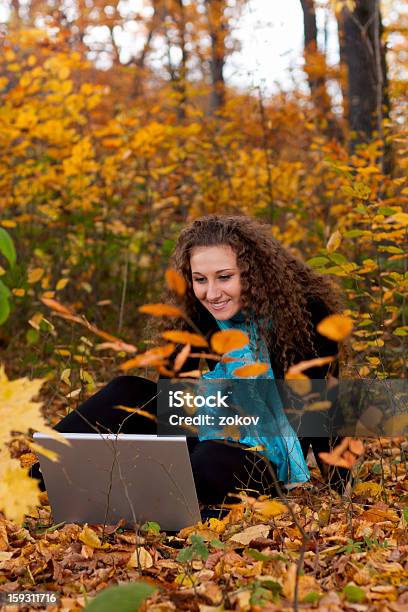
[29,376,282,505]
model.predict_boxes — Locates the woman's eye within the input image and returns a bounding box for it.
[193,275,232,283]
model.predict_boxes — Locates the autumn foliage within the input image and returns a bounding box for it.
[0,0,407,606]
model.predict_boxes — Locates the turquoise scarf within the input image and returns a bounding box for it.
[199,311,310,485]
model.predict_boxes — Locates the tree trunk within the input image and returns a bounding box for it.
[299,0,341,139]
[338,0,392,171]
[205,0,227,114]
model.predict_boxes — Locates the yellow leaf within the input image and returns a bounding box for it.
[211,329,249,354]
[78,525,104,549]
[317,314,353,341]
[60,368,71,385]
[12,288,25,297]
[353,482,382,498]
[233,362,269,378]
[165,268,186,296]
[174,572,196,587]
[58,67,70,80]
[0,455,41,524]
[206,518,227,534]
[162,330,207,347]
[127,547,153,569]
[305,400,332,412]
[253,499,287,518]
[56,278,70,291]
[0,364,69,447]
[27,441,59,462]
[392,212,408,226]
[28,268,44,284]
[0,220,17,228]
[139,303,184,318]
[326,230,342,253]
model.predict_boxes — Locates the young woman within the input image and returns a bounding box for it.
[30,214,349,505]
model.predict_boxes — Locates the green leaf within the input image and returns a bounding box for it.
[393,328,408,336]
[162,239,175,256]
[371,463,382,475]
[344,229,366,238]
[306,257,330,268]
[328,252,348,265]
[0,292,10,325]
[403,507,408,523]
[378,246,404,254]
[190,534,209,561]
[302,591,320,603]
[343,584,366,603]
[26,329,40,345]
[378,207,397,216]
[0,279,11,299]
[210,538,225,549]
[177,534,209,563]
[259,580,283,595]
[141,521,161,534]
[84,581,157,612]
[176,546,194,563]
[0,228,16,267]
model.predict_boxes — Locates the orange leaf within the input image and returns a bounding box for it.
[359,507,399,523]
[157,365,176,378]
[120,343,175,370]
[138,303,184,318]
[285,373,312,396]
[211,329,249,354]
[115,406,157,421]
[318,451,351,469]
[162,330,207,347]
[174,343,191,372]
[317,314,353,342]
[331,437,350,458]
[95,341,137,353]
[178,370,201,378]
[40,297,75,316]
[349,438,365,456]
[233,363,269,378]
[165,268,186,296]
[286,355,335,376]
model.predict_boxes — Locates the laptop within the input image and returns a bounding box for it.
[33,432,201,532]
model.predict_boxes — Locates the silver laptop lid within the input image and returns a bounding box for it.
[33,433,201,531]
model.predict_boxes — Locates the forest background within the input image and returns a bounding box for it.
[0,0,407,609]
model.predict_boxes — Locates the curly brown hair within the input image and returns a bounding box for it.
[151,214,347,375]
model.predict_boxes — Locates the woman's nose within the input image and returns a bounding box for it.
[206,282,222,301]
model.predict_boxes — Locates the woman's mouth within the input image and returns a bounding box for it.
[208,300,230,311]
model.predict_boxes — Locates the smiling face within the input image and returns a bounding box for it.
[190,245,242,320]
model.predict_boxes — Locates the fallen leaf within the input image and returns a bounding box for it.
[127,547,154,569]
[229,524,270,545]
